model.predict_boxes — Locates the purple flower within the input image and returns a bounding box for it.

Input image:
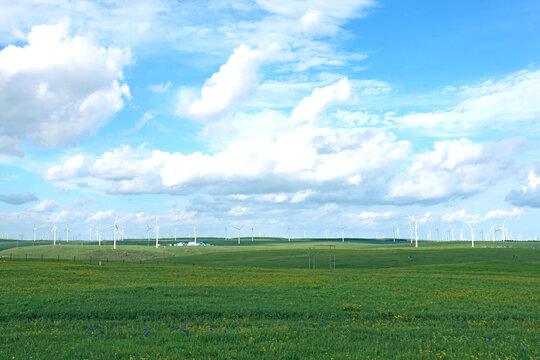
[98,326,104,329]
[210,328,213,331]
[176,327,179,331]
[87,327,92,331]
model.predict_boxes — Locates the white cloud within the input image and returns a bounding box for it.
[228,206,247,216]
[86,210,116,223]
[347,211,399,224]
[290,78,351,125]
[256,0,375,19]
[147,82,171,93]
[394,69,540,134]
[29,200,59,213]
[178,45,264,120]
[0,22,131,154]
[506,169,540,208]
[387,137,526,204]
[123,111,154,134]
[441,208,523,223]
[484,208,523,221]
[441,209,481,224]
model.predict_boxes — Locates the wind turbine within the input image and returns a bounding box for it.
[341,226,345,242]
[33,225,36,243]
[193,226,197,245]
[251,226,254,242]
[107,217,119,249]
[65,225,69,243]
[51,224,57,245]
[465,222,476,247]
[146,224,152,246]
[154,218,159,248]
[174,226,177,242]
[407,215,420,248]
[233,225,242,245]
[287,226,291,242]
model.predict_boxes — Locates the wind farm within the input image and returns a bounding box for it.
[1,0,540,359]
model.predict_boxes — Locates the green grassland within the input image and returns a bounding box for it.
[0,239,538,359]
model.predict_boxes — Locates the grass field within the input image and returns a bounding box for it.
[0,239,538,359]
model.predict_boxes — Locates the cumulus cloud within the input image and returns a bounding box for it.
[178,45,264,120]
[86,210,116,223]
[0,22,131,154]
[442,208,523,223]
[387,137,526,204]
[347,211,399,224]
[290,78,351,125]
[441,209,481,224]
[394,69,540,134]
[29,200,59,213]
[0,191,38,205]
[506,169,540,207]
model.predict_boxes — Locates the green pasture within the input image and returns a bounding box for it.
[0,240,538,359]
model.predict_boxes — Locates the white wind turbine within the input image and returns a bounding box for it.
[465,222,476,248]
[107,217,119,249]
[51,224,57,245]
[341,226,345,242]
[154,218,160,248]
[233,225,242,245]
[287,226,291,242]
[65,225,70,243]
[193,226,198,245]
[407,215,420,248]
[251,226,254,242]
[146,224,152,246]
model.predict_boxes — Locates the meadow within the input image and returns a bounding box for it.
[0,239,538,359]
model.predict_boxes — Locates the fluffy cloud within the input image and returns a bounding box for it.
[441,209,481,224]
[29,200,59,213]
[290,78,351,125]
[0,22,131,154]
[506,169,540,207]
[387,137,526,204]
[394,69,540,134]
[442,208,523,223]
[347,211,399,224]
[178,45,264,120]
[0,191,38,205]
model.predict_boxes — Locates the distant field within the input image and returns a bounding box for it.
[0,240,538,359]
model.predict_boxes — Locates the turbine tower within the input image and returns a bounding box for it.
[341,226,345,242]
[287,226,291,242]
[193,225,198,245]
[154,218,160,248]
[465,222,476,247]
[51,224,57,245]
[233,226,242,245]
[407,215,420,248]
[251,226,254,242]
[65,226,69,243]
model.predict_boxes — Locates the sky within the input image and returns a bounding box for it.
[1,0,540,241]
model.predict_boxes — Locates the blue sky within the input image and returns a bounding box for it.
[1,0,540,240]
